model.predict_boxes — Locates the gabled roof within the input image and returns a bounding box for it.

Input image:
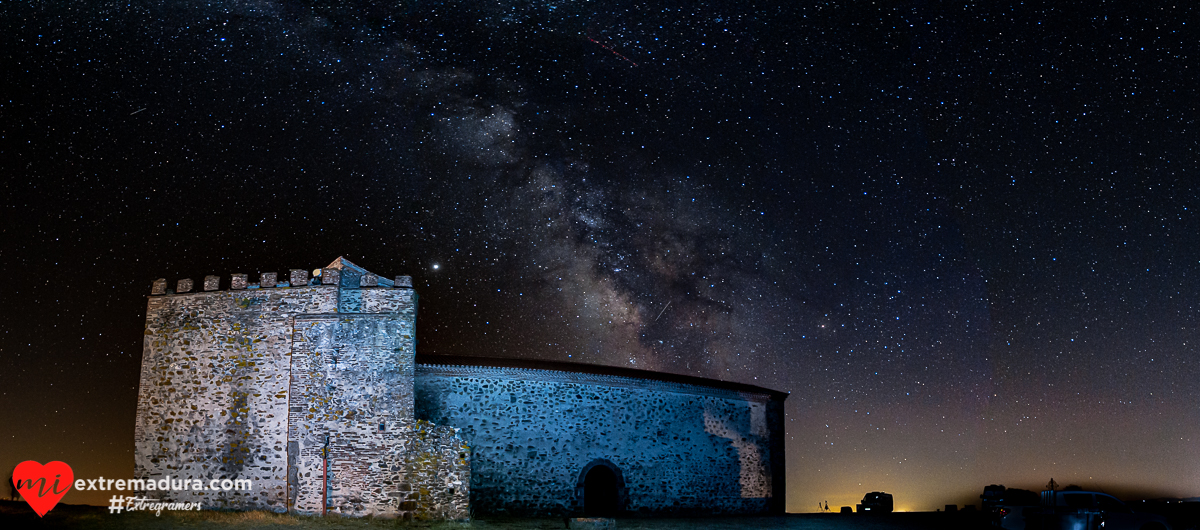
[326,256,395,287]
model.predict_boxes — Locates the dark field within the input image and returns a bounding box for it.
[0,501,995,529]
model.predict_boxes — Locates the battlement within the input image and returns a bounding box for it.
[149,257,413,295]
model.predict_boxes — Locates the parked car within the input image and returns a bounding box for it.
[860,491,893,513]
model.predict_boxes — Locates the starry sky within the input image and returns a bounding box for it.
[2,0,1197,512]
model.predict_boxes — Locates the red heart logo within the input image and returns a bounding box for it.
[12,460,74,517]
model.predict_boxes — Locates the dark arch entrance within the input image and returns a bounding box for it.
[584,466,617,516]
[575,459,626,516]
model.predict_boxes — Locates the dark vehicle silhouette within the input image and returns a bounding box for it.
[982,485,1007,510]
[860,492,893,513]
[1037,491,1172,530]
[982,485,1042,527]
[985,488,1172,530]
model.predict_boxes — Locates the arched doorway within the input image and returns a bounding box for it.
[576,459,626,516]
[584,465,618,516]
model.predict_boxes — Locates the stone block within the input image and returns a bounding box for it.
[203,275,220,291]
[290,269,308,287]
[261,272,277,288]
[339,271,360,288]
[151,278,167,295]
[361,273,378,287]
[231,273,248,290]
[395,275,413,288]
[569,518,616,530]
[322,268,340,286]
[177,278,194,293]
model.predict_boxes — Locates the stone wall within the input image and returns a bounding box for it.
[287,311,467,520]
[135,263,468,519]
[414,361,786,516]
[135,286,338,509]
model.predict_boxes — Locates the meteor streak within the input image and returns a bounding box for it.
[587,37,638,67]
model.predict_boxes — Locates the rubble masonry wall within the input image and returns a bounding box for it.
[414,364,785,516]
[136,279,468,519]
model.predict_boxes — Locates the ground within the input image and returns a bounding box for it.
[0,501,995,529]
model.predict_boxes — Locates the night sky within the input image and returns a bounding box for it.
[2,0,1197,512]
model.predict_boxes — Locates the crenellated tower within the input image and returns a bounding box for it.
[134,257,468,518]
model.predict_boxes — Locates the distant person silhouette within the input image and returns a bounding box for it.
[825,500,829,512]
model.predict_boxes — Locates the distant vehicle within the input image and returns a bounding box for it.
[984,487,1172,530]
[982,485,1007,509]
[982,485,1042,526]
[860,491,893,513]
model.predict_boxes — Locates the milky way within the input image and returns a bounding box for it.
[2,0,1197,511]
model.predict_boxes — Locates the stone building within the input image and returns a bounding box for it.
[415,356,788,516]
[135,258,787,519]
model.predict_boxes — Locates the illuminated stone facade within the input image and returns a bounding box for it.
[135,258,786,519]
[416,358,787,516]
[134,258,468,519]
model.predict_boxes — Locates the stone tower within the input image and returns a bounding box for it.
[134,258,468,518]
